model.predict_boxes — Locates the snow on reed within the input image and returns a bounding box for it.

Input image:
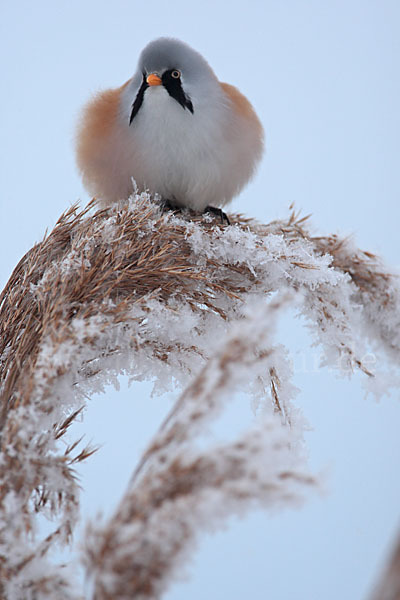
[0,193,399,598]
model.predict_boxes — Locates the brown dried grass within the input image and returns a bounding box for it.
[0,196,398,598]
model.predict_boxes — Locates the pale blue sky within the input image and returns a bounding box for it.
[1,2,399,599]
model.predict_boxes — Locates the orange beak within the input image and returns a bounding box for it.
[146,73,162,86]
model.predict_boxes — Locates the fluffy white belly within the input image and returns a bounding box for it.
[118,86,242,211]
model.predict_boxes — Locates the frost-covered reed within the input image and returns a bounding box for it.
[0,193,399,599]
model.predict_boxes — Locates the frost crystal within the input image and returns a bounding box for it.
[0,194,399,598]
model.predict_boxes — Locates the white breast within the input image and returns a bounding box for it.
[115,81,259,211]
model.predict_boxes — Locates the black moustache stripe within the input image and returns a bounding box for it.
[129,74,148,125]
[162,71,194,114]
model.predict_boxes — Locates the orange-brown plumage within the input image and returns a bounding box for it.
[76,82,132,201]
[220,82,261,123]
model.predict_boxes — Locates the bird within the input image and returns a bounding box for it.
[76,37,264,221]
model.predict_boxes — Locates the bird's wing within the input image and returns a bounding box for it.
[76,81,130,170]
[220,81,263,137]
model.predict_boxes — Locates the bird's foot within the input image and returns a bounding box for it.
[160,199,230,225]
[204,206,230,225]
[159,198,184,216]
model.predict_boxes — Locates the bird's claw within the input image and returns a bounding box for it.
[160,198,181,213]
[204,206,231,225]
[160,199,230,226]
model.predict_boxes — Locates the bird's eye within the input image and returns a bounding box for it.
[171,70,181,79]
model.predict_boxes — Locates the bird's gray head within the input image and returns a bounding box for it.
[129,38,220,125]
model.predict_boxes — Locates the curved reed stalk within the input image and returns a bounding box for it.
[0,194,399,598]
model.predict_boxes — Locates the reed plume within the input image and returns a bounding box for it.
[1,193,399,599]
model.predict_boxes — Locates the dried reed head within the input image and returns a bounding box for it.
[1,193,399,598]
